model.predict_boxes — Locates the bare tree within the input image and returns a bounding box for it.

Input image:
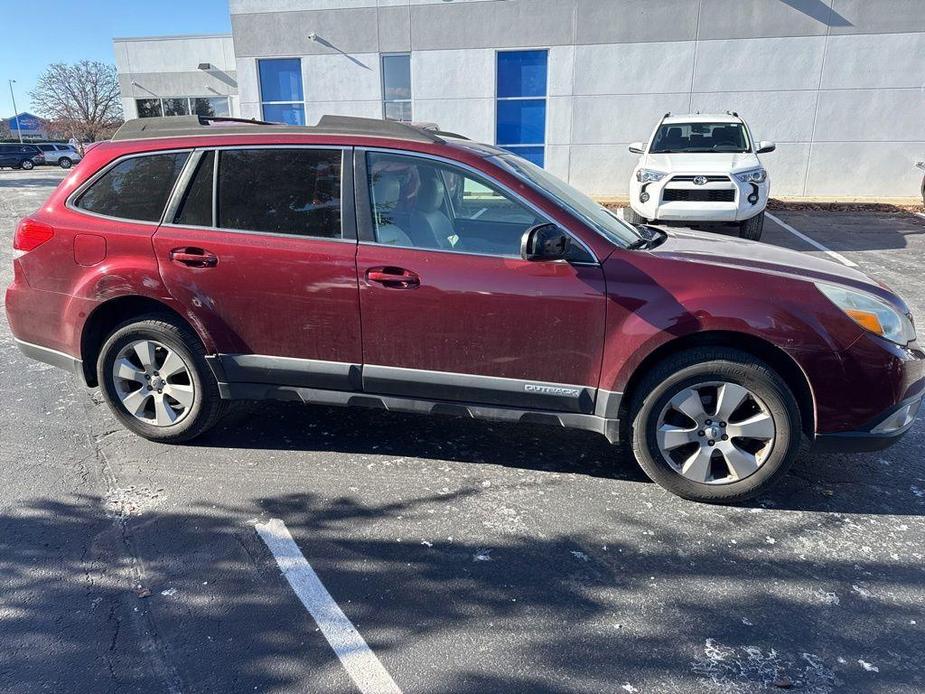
[29,61,123,142]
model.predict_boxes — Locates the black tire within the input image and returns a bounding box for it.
[21,160,34,170]
[738,211,764,240]
[97,314,226,443]
[629,347,801,503]
[623,206,647,225]
[59,157,73,169]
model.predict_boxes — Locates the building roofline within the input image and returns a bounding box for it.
[112,33,233,43]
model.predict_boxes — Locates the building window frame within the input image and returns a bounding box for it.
[495,48,548,168]
[135,96,231,119]
[381,52,412,122]
[258,57,305,125]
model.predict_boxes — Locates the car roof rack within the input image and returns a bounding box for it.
[111,114,447,144]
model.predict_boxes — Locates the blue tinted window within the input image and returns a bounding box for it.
[501,146,545,168]
[497,50,547,98]
[262,103,306,126]
[496,50,547,167]
[259,59,303,102]
[382,54,411,101]
[496,99,546,145]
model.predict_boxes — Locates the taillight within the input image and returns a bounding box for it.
[13,219,55,252]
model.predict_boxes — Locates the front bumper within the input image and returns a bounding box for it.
[630,173,768,222]
[814,394,922,452]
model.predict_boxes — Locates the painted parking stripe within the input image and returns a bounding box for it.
[766,212,858,267]
[256,518,402,694]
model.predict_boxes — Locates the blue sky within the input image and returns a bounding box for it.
[1,0,231,117]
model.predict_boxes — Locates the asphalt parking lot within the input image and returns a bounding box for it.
[1,167,924,694]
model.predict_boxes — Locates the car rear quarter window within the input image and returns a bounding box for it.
[217,148,342,238]
[75,152,189,222]
[174,151,215,227]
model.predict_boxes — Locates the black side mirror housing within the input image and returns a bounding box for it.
[521,223,571,261]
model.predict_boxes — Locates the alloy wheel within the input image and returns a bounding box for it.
[112,339,195,426]
[655,381,776,485]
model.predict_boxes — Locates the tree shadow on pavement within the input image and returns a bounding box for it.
[192,400,925,517]
[1,492,923,693]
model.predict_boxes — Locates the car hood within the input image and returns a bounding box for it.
[642,152,761,175]
[645,227,881,292]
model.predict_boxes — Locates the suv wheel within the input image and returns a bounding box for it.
[58,157,73,169]
[21,160,34,170]
[623,206,647,225]
[98,315,226,443]
[630,347,801,503]
[738,211,764,240]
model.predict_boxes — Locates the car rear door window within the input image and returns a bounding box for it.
[75,152,189,222]
[38,144,56,152]
[174,151,215,227]
[217,148,342,238]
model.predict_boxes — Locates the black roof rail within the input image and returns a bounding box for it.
[111,114,447,144]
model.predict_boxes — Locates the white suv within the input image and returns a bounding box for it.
[626,113,775,240]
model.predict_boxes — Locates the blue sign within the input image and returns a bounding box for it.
[8,112,44,133]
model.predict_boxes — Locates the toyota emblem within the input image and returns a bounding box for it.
[693,176,708,185]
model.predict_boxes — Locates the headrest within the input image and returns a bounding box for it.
[372,175,401,208]
[415,174,445,213]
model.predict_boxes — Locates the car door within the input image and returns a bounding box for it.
[355,149,607,414]
[153,146,363,391]
[38,144,57,162]
[0,145,13,167]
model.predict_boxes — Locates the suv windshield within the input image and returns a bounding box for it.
[650,122,751,153]
[493,153,642,248]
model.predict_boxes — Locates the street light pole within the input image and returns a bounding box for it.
[8,80,23,144]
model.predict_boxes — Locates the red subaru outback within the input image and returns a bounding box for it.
[6,116,923,502]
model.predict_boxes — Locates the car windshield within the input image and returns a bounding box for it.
[650,122,751,153]
[493,153,643,248]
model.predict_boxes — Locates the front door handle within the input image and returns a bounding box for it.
[170,247,218,268]
[366,266,420,289]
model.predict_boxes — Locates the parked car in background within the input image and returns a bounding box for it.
[0,143,45,170]
[35,143,82,169]
[5,115,922,503]
[626,113,775,240]
[916,161,924,205]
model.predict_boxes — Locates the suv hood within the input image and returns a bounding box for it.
[646,227,878,291]
[642,152,761,175]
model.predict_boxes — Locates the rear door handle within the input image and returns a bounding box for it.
[366,266,420,288]
[170,247,218,268]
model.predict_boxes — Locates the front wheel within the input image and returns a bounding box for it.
[738,211,764,240]
[59,157,73,169]
[97,315,226,443]
[630,347,801,503]
[21,160,34,170]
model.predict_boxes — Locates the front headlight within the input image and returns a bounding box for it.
[817,283,916,345]
[636,168,667,183]
[734,168,767,184]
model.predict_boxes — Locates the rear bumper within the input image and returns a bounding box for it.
[814,394,922,452]
[13,337,87,384]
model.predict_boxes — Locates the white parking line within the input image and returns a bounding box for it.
[256,518,402,694]
[765,212,858,267]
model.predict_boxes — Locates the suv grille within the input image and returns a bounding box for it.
[663,189,736,202]
[670,175,729,183]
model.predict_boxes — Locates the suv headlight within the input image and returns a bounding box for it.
[636,168,666,183]
[734,168,767,184]
[817,283,916,345]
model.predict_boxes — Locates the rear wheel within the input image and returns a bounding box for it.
[738,211,764,240]
[97,315,226,443]
[59,157,73,169]
[630,347,801,503]
[21,160,34,170]
[623,206,647,225]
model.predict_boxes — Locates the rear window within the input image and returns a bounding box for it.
[76,152,189,222]
[217,148,342,238]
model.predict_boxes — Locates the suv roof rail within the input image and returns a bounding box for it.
[111,114,447,144]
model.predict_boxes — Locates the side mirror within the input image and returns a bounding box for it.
[628,141,645,155]
[521,223,571,261]
[757,140,776,154]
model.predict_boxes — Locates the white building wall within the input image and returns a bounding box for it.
[115,0,925,200]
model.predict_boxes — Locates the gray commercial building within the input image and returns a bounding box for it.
[114,0,925,199]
